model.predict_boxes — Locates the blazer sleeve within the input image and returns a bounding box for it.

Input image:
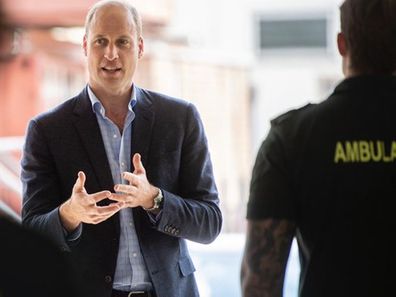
[21,119,71,251]
[155,103,222,244]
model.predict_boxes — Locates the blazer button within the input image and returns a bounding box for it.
[104,275,112,283]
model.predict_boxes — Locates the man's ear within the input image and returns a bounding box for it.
[337,32,348,56]
[83,35,88,56]
[138,36,144,59]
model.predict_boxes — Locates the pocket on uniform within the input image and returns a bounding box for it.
[178,256,196,277]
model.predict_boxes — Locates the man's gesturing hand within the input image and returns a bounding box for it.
[111,153,159,210]
[59,171,124,232]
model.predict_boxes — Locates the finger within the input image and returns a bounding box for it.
[114,184,138,195]
[95,202,124,214]
[121,172,140,186]
[110,193,134,202]
[90,205,124,224]
[91,210,119,224]
[84,200,122,216]
[109,193,127,202]
[110,193,139,207]
[91,190,112,203]
[84,203,122,222]
[73,171,86,193]
[132,153,146,175]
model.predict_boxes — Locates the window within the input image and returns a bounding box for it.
[259,18,327,50]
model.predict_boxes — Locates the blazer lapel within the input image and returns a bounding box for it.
[71,87,114,192]
[131,87,155,169]
[131,87,155,231]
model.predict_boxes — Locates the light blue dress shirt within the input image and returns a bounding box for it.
[88,85,152,291]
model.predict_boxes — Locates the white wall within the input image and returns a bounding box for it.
[248,0,344,154]
[167,0,346,155]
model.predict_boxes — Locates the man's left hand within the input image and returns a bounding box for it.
[111,153,159,209]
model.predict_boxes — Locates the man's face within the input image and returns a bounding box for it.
[83,5,143,95]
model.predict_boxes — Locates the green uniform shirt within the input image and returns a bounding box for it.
[248,75,396,297]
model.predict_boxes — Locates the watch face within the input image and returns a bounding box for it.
[154,190,163,208]
[143,190,163,211]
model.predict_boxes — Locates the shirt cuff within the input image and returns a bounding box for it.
[146,210,163,225]
[58,208,82,242]
[64,223,82,242]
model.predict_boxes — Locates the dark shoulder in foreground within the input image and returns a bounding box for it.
[0,217,77,296]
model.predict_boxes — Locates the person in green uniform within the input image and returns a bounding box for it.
[241,0,396,296]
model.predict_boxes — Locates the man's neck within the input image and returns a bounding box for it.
[89,84,133,131]
[90,84,132,111]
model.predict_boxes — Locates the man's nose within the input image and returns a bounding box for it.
[104,44,119,61]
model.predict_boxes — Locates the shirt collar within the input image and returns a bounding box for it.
[87,85,137,116]
[334,74,396,95]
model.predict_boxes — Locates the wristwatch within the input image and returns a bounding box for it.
[144,189,163,211]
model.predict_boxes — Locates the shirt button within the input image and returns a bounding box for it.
[132,253,137,257]
[104,275,112,283]
[113,134,117,138]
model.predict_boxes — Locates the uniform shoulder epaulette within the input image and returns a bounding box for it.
[271,103,314,125]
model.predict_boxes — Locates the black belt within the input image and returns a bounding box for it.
[111,289,154,297]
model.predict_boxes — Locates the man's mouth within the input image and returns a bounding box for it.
[101,67,122,73]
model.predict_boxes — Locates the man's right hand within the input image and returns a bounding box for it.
[59,171,124,232]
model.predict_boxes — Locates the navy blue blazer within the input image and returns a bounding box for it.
[21,86,222,297]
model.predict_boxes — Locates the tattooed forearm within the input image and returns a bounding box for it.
[241,219,296,297]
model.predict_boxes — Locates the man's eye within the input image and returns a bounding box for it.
[95,39,106,45]
[119,39,130,46]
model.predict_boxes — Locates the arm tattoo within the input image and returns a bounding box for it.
[241,219,296,297]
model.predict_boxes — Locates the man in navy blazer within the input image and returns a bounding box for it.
[21,1,222,297]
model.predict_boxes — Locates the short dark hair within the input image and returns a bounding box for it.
[340,0,396,74]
